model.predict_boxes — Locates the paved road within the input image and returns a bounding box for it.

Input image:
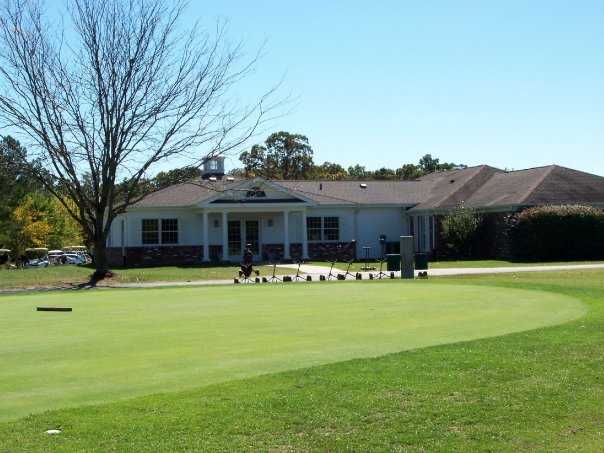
[4,263,604,293]
[103,263,604,289]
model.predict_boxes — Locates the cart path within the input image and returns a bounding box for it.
[3,263,604,293]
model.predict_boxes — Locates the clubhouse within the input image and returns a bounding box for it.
[106,158,604,266]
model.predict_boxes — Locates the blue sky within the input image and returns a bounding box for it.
[185,1,604,175]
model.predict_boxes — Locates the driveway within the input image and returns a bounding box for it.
[4,263,604,293]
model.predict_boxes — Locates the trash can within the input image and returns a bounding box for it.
[414,253,429,270]
[386,253,401,272]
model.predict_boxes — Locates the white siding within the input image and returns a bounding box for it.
[110,209,203,247]
[109,206,420,259]
[356,207,408,258]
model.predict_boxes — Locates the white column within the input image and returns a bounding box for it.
[202,211,210,262]
[301,209,309,260]
[283,210,291,260]
[222,211,229,261]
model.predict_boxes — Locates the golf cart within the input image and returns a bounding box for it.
[24,248,49,267]
[48,250,66,265]
[0,249,11,266]
[63,246,91,264]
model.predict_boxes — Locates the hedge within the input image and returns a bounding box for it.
[510,205,604,261]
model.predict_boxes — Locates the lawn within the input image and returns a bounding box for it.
[0,264,288,290]
[0,282,582,421]
[0,270,603,451]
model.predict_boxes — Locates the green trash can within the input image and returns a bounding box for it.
[386,253,401,272]
[414,253,429,270]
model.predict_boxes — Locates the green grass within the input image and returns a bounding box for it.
[317,259,604,272]
[0,264,288,290]
[0,282,582,421]
[1,270,603,451]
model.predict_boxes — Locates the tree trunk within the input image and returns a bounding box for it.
[93,238,109,277]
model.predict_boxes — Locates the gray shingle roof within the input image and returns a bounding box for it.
[133,179,241,207]
[132,165,604,211]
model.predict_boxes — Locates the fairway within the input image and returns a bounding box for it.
[0,282,584,421]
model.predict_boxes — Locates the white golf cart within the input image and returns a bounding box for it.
[24,248,49,267]
[63,246,91,264]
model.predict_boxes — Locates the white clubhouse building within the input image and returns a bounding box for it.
[106,158,604,266]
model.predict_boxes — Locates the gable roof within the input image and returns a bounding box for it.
[132,179,241,208]
[409,165,502,210]
[131,164,604,211]
[462,165,604,209]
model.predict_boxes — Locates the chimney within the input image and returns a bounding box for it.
[202,156,225,180]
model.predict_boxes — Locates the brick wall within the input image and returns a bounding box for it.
[107,241,357,267]
[107,246,204,267]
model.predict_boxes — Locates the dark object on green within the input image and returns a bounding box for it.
[386,254,401,272]
[369,273,374,280]
[414,253,429,270]
[418,271,429,278]
[37,307,72,312]
[337,274,345,280]
[319,275,326,281]
[283,276,292,282]
[306,275,312,281]
[356,273,362,280]
[233,278,239,284]
[255,277,261,283]
[390,272,395,279]
[262,277,268,283]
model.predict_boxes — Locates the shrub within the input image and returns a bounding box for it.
[440,203,482,258]
[510,205,604,261]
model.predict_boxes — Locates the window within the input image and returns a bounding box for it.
[245,220,259,254]
[161,219,178,244]
[142,219,159,244]
[307,217,322,241]
[142,218,178,245]
[323,217,339,241]
[228,221,241,255]
[306,216,339,241]
[246,186,266,198]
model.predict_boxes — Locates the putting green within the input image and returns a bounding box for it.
[0,282,584,421]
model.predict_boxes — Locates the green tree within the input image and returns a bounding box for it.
[10,193,53,256]
[0,136,40,249]
[418,154,441,174]
[372,167,397,180]
[264,132,314,180]
[440,203,482,257]
[314,162,348,180]
[347,164,369,179]
[46,198,85,250]
[239,145,267,178]
[419,154,462,174]
[396,164,423,180]
[238,132,315,180]
[9,193,84,255]
[153,167,202,191]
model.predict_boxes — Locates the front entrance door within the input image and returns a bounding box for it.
[228,220,241,257]
[245,220,260,256]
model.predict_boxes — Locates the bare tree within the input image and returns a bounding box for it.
[0,0,277,276]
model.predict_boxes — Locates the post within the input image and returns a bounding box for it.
[202,211,210,262]
[283,210,291,260]
[301,209,309,260]
[222,211,228,262]
[400,235,414,279]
